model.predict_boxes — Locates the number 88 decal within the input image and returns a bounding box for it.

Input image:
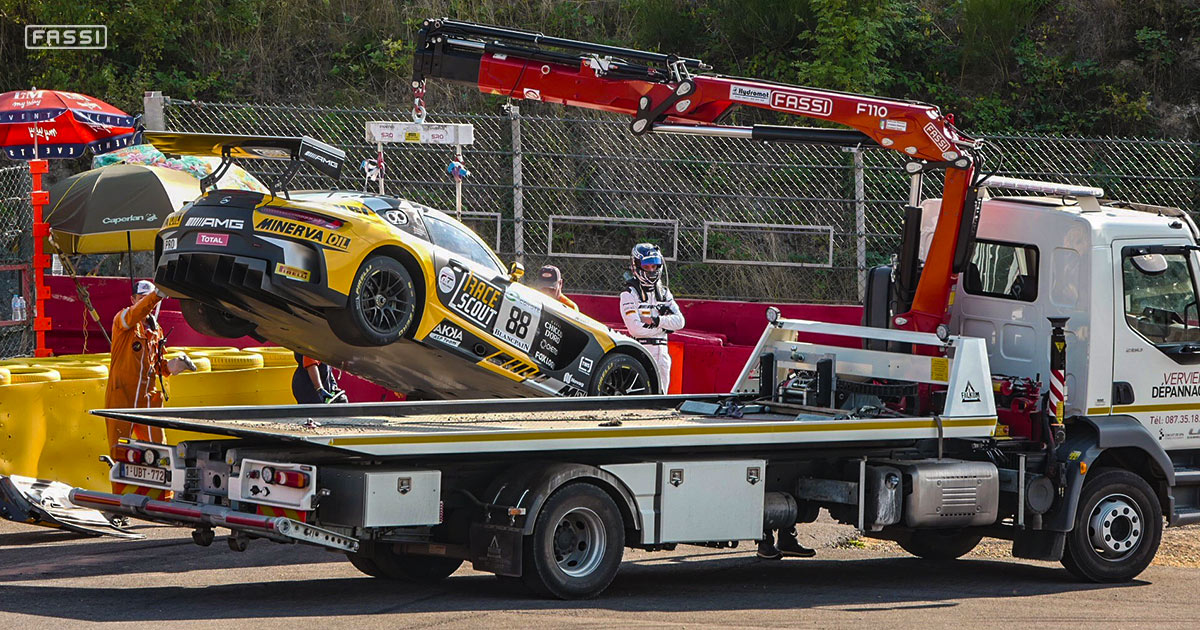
[505,306,531,338]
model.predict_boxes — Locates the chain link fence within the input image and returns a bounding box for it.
[161,98,1200,303]
[0,164,33,359]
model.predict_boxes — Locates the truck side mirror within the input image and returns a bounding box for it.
[509,261,525,281]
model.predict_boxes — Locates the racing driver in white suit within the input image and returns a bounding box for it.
[619,243,685,393]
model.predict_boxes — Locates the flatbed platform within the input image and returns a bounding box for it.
[97,395,998,458]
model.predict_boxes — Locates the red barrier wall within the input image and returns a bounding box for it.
[45,276,863,396]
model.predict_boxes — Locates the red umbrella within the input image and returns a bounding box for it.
[0,90,140,160]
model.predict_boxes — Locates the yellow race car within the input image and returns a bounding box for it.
[150,132,661,399]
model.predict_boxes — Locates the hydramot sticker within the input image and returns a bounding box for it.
[437,266,456,293]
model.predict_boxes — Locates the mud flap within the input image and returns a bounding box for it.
[0,475,144,539]
[469,522,522,577]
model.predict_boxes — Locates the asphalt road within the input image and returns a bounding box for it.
[2,518,1198,629]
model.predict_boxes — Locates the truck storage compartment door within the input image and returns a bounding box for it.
[657,460,766,543]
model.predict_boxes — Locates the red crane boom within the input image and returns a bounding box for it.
[412,18,984,335]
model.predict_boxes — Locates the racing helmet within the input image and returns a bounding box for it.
[630,242,664,288]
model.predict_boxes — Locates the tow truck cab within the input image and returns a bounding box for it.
[920,193,1200,523]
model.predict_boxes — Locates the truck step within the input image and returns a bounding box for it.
[1173,467,1200,486]
[1173,508,1200,527]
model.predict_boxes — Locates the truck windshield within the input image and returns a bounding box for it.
[1122,251,1200,347]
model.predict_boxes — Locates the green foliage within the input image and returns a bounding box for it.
[0,0,1197,138]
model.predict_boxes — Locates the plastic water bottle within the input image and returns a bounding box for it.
[11,294,23,321]
[19,295,27,320]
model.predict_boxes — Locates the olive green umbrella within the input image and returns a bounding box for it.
[45,163,200,255]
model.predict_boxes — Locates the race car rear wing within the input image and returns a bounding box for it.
[144,131,346,193]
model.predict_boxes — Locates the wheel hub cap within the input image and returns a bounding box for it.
[1088,493,1142,560]
[552,506,606,578]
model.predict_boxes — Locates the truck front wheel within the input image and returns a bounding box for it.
[897,528,983,560]
[1060,468,1162,582]
[522,483,625,599]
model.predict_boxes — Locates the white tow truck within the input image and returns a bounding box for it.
[4,20,1200,600]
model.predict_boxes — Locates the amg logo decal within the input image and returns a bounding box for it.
[185,217,244,230]
[303,150,338,169]
[255,217,351,251]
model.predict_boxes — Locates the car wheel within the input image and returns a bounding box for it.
[179,300,256,339]
[588,353,653,396]
[896,528,983,561]
[329,255,417,346]
[521,483,625,599]
[1060,468,1162,583]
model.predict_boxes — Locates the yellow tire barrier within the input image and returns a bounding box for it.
[0,358,30,367]
[244,346,297,367]
[205,351,265,371]
[31,361,108,380]
[8,366,61,383]
[163,351,212,373]
[0,366,9,385]
[168,346,236,357]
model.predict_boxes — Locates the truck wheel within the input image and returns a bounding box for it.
[1060,468,1162,583]
[347,546,462,582]
[329,255,417,346]
[588,353,652,396]
[180,300,256,339]
[897,529,983,560]
[522,483,625,599]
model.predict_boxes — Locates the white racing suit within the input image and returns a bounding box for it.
[620,282,685,393]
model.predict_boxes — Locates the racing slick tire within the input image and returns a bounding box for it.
[1060,468,1162,583]
[179,300,257,339]
[329,255,417,347]
[897,528,983,561]
[347,545,462,582]
[522,483,625,599]
[588,352,653,396]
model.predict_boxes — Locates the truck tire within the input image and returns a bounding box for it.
[897,528,983,560]
[180,300,257,339]
[588,353,653,396]
[329,255,417,346]
[346,546,462,582]
[1060,468,1162,583]
[522,482,625,599]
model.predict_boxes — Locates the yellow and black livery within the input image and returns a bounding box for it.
[151,132,659,399]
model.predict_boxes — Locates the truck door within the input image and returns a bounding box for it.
[1111,239,1200,449]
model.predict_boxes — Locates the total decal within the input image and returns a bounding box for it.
[254,217,351,251]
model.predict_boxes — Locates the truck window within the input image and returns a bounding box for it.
[963,240,1038,302]
[1122,252,1200,346]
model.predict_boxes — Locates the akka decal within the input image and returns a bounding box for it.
[274,263,311,282]
[961,381,981,403]
[429,321,464,348]
[186,217,244,230]
[255,217,351,251]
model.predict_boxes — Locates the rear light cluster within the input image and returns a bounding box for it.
[260,206,343,230]
[259,466,310,489]
[116,445,161,466]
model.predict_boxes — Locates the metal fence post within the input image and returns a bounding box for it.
[508,104,525,264]
[852,148,866,302]
[143,91,166,131]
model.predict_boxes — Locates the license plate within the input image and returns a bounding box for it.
[163,237,178,252]
[122,463,167,485]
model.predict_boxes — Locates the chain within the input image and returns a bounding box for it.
[411,80,427,124]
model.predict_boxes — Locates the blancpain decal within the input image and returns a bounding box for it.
[729,85,771,105]
[437,266,456,293]
[429,322,463,347]
[185,217,244,230]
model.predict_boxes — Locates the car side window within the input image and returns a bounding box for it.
[425,215,503,274]
[962,240,1038,302]
[1122,251,1200,345]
